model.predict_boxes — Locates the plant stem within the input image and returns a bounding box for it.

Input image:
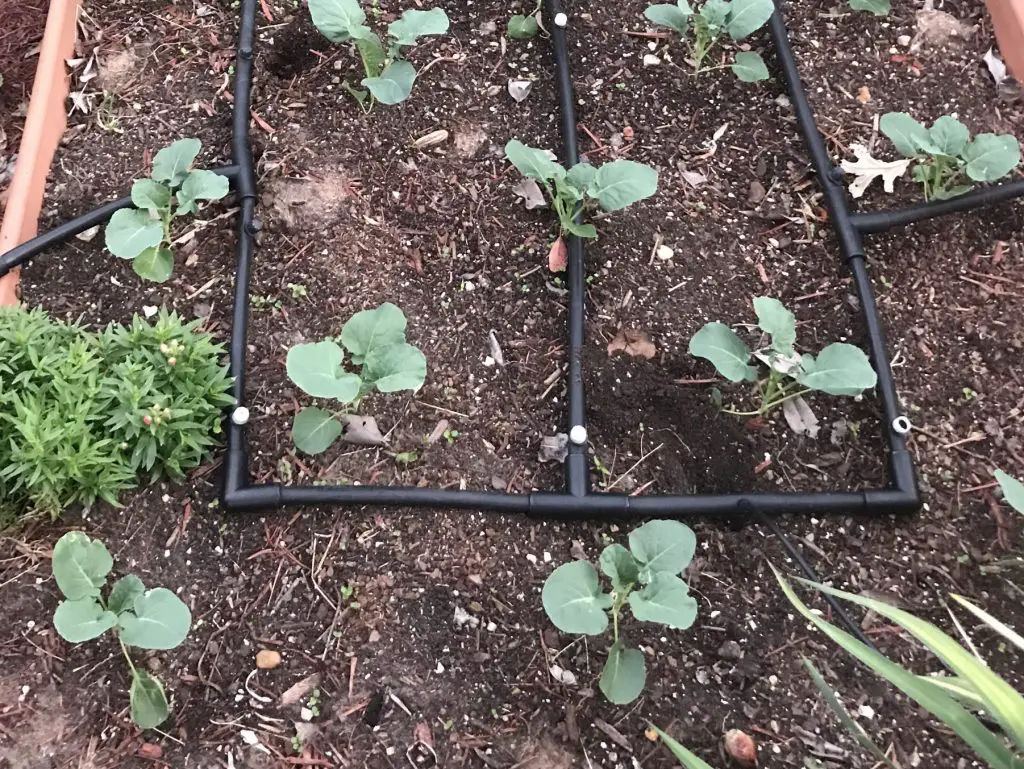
[118,636,139,677]
[722,387,812,417]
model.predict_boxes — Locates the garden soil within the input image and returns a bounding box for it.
[0,0,1022,767]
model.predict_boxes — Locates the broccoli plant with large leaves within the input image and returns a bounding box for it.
[541,520,699,705]
[51,531,192,729]
[644,0,774,82]
[689,297,877,417]
[286,303,426,455]
[308,0,449,110]
[104,139,229,283]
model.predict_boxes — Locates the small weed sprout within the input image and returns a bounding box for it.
[308,0,449,110]
[508,0,542,39]
[644,0,774,82]
[504,140,658,240]
[877,113,1021,201]
[689,297,877,416]
[286,303,426,455]
[104,139,229,282]
[542,520,698,704]
[51,531,192,728]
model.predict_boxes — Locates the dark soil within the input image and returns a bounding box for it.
[0,0,1022,768]
[0,2,47,195]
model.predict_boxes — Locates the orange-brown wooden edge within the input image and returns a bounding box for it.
[987,0,1024,82]
[0,0,81,307]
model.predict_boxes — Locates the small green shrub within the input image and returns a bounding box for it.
[51,531,192,729]
[541,520,699,704]
[0,307,233,524]
[308,0,449,109]
[877,113,1021,200]
[104,139,229,282]
[504,140,659,240]
[287,303,426,455]
[644,0,773,82]
[689,297,877,416]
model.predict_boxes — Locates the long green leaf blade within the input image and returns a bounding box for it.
[649,725,717,769]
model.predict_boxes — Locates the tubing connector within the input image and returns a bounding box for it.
[569,425,587,445]
[891,415,911,435]
[245,217,262,235]
[554,12,568,27]
[231,406,250,426]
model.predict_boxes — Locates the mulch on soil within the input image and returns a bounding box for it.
[0,0,1021,768]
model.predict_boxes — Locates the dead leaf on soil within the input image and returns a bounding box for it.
[538,433,569,463]
[607,328,656,359]
[487,329,505,367]
[508,79,533,103]
[512,178,547,210]
[724,729,757,767]
[840,143,910,198]
[548,236,568,272]
[413,722,434,748]
[681,170,707,188]
[983,47,1009,85]
[412,129,449,150]
[912,9,973,51]
[856,85,871,103]
[782,395,820,439]
[279,673,321,707]
[342,415,387,446]
[137,744,162,759]
[293,721,319,745]
[427,419,450,444]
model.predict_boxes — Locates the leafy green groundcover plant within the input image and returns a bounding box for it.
[51,531,192,729]
[0,307,233,523]
[104,139,229,282]
[504,140,658,240]
[644,0,773,82]
[308,0,449,109]
[542,520,698,704]
[689,297,877,416]
[877,113,1021,201]
[287,303,426,455]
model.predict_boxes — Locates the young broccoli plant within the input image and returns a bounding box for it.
[878,113,1021,201]
[644,0,774,82]
[308,0,449,110]
[104,139,229,283]
[51,531,192,729]
[286,303,426,455]
[504,140,658,241]
[689,297,877,417]
[542,520,698,705]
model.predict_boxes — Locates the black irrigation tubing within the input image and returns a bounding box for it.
[2,1,1022,523]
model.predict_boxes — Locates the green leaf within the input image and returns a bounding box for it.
[105,209,164,259]
[726,0,774,40]
[962,134,1021,182]
[363,342,427,392]
[731,51,769,82]
[700,0,731,29]
[388,8,449,47]
[565,163,598,195]
[292,406,343,455]
[600,643,646,704]
[356,34,387,77]
[505,139,566,183]
[131,179,171,212]
[151,138,201,187]
[133,247,174,283]
[118,588,192,650]
[628,573,698,628]
[628,520,697,580]
[588,160,658,211]
[932,184,973,200]
[508,14,539,39]
[130,670,169,729]
[341,303,409,364]
[107,575,145,615]
[541,560,612,635]
[286,341,361,401]
[848,0,890,15]
[308,0,372,42]
[795,343,877,396]
[52,531,113,600]
[995,469,1024,516]
[649,725,717,769]
[53,598,117,642]
[753,297,796,353]
[950,594,1024,654]
[688,322,757,382]
[177,169,230,216]
[880,112,931,158]
[599,543,641,592]
[928,116,969,158]
[803,657,899,768]
[363,60,417,105]
[564,220,598,239]
[644,3,692,33]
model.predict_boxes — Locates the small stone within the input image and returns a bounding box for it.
[656,245,674,260]
[643,54,661,67]
[256,649,281,669]
[717,640,743,661]
[897,34,911,46]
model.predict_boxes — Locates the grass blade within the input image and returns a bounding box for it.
[649,725,718,769]
[951,594,1024,653]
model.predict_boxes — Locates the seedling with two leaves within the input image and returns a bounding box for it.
[877,113,1021,201]
[689,297,877,417]
[508,0,543,39]
[286,303,426,455]
[51,531,192,729]
[308,0,449,109]
[542,520,698,705]
[104,139,229,282]
[644,0,774,82]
